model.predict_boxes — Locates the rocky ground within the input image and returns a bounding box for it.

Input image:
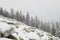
[0,15,59,40]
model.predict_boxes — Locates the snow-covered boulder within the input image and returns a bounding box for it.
[0,22,15,37]
[0,38,12,40]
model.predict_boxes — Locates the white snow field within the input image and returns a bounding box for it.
[0,15,59,40]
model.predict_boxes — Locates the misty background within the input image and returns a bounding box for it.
[0,0,60,22]
[0,0,60,38]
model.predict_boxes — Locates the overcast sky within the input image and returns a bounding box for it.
[0,0,60,22]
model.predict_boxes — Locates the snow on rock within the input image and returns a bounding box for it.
[0,16,60,40]
[0,22,13,33]
[0,38,12,40]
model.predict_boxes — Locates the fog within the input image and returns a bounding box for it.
[0,0,60,22]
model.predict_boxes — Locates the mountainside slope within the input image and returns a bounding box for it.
[0,15,59,40]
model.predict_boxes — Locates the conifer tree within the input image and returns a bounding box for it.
[10,8,15,19]
[25,12,30,26]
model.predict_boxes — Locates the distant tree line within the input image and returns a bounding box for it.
[0,7,60,38]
